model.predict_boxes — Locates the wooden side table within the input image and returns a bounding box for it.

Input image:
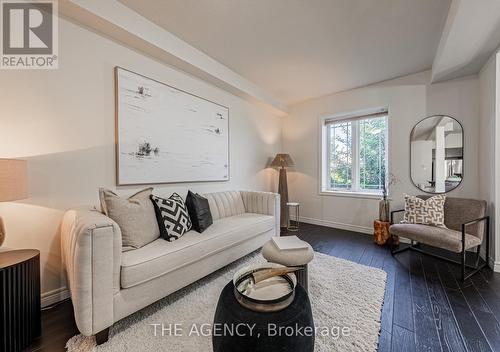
[374,220,390,245]
[373,220,400,246]
[0,249,41,352]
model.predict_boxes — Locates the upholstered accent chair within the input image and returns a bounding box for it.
[389,196,490,281]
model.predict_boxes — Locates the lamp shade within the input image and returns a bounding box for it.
[0,159,28,202]
[270,154,295,168]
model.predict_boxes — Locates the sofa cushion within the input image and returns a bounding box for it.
[120,213,274,288]
[203,191,245,220]
[389,223,482,253]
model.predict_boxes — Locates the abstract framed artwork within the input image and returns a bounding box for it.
[115,67,229,185]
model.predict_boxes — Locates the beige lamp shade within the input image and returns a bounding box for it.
[270,154,295,168]
[0,159,28,202]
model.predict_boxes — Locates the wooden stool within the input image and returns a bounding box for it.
[374,220,391,245]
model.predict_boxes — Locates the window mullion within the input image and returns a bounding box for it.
[326,125,332,190]
[321,112,388,196]
[352,121,360,192]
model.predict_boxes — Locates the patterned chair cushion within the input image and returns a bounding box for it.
[403,194,446,227]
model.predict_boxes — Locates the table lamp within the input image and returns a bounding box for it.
[0,159,28,246]
[270,153,295,229]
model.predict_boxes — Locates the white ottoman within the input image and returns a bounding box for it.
[261,239,314,292]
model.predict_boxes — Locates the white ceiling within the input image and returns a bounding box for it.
[432,0,500,82]
[119,0,451,105]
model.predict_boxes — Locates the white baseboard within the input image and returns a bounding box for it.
[488,258,500,272]
[41,287,70,308]
[293,216,373,235]
[292,216,416,244]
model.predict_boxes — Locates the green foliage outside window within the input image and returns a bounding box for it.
[329,122,352,190]
[360,117,386,191]
[328,116,386,192]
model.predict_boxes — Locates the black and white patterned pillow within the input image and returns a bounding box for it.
[151,193,192,241]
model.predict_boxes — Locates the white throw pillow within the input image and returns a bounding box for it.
[403,194,446,228]
[99,187,160,251]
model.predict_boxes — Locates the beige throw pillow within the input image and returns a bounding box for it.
[99,187,160,251]
[403,194,446,227]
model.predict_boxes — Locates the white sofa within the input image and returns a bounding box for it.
[60,190,280,342]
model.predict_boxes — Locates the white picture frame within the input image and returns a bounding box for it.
[115,67,230,185]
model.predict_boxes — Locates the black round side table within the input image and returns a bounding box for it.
[0,249,41,352]
[212,281,315,352]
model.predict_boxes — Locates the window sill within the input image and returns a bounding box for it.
[319,190,390,200]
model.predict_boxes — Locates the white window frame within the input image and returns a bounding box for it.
[319,107,389,199]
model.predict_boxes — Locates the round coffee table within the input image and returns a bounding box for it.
[212,281,314,352]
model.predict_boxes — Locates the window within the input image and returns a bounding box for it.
[321,108,388,197]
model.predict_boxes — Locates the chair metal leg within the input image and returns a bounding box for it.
[392,244,485,282]
[486,216,491,268]
[391,245,411,255]
[391,237,411,255]
[461,248,466,282]
[462,217,491,281]
[461,223,466,282]
[474,246,481,269]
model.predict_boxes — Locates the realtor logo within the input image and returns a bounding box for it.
[1,0,58,69]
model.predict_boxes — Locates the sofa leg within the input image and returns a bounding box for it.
[95,328,110,345]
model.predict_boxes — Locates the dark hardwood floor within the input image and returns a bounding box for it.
[27,222,500,351]
[297,223,500,352]
[27,298,78,351]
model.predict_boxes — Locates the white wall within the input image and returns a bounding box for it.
[479,51,500,269]
[0,18,283,304]
[283,71,479,233]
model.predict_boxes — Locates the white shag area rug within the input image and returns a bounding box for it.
[66,251,386,352]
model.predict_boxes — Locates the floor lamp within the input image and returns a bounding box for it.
[271,153,295,231]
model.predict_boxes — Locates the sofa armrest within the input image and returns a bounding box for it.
[60,209,122,336]
[240,191,281,236]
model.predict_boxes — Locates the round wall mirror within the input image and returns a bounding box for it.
[410,115,463,194]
